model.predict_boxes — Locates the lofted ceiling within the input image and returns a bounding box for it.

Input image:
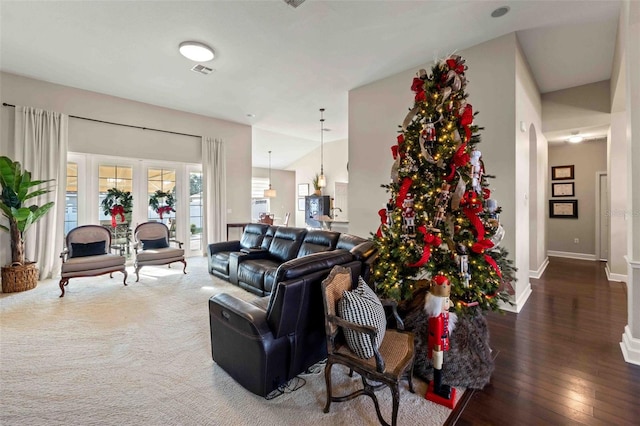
[0,1,620,169]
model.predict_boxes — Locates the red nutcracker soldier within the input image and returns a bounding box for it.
[424,274,458,408]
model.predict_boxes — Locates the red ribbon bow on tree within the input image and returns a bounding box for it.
[376,208,388,238]
[110,205,125,228]
[407,226,442,268]
[446,58,466,74]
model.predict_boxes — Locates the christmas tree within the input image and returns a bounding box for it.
[372,55,515,315]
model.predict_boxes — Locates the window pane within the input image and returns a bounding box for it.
[99,164,133,257]
[189,172,203,251]
[64,162,78,235]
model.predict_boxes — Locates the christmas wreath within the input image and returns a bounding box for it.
[101,188,133,227]
[149,190,175,219]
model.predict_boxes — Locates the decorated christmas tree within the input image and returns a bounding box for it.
[372,55,515,316]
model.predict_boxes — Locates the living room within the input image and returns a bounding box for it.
[1,1,640,425]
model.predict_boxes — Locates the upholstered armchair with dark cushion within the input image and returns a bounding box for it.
[133,222,186,282]
[59,225,128,297]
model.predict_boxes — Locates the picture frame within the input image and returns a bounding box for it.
[552,182,575,197]
[551,165,574,180]
[549,200,578,218]
[297,197,305,211]
[298,183,309,196]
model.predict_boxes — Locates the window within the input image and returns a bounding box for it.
[147,168,176,223]
[189,172,203,251]
[64,162,78,235]
[98,164,133,224]
[251,177,270,221]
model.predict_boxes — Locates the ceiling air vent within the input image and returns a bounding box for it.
[283,0,305,8]
[190,64,214,75]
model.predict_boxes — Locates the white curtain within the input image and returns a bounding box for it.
[14,106,68,279]
[202,137,226,247]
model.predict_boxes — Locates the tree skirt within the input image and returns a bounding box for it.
[401,290,494,390]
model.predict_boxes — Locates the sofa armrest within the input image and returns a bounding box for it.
[350,241,376,261]
[209,293,272,338]
[208,241,241,255]
[275,250,355,282]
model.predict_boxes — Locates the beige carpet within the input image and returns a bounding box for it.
[0,257,463,426]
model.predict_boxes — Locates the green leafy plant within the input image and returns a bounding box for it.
[0,156,55,265]
[312,173,321,191]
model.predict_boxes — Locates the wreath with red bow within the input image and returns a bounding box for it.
[101,188,133,227]
[149,190,176,219]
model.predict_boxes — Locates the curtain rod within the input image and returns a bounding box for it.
[2,102,200,139]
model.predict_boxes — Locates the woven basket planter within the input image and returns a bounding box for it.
[1,262,39,293]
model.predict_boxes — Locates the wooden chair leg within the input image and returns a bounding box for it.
[122,269,128,286]
[135,266,141,282]
[180,259,187,274]
[323,361,333,413]
[59,278,68,297]
[390,384,400,426]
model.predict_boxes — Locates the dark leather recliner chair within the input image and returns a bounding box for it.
[209,250,363,397]
[208,223,270,280]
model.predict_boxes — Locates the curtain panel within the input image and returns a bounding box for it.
[13,106,68,279]
[202,137,226,247]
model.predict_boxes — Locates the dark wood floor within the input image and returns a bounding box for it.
[451,257,640,426]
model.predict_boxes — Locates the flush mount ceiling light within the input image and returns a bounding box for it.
[491,6,510,18]
[179,41,215,62]
[568,131,584,143]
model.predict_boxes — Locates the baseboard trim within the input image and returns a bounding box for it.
[621,325,640,366]
[499,282,532,313]
[547,250,597,261]
[529,257,549,279]
[605,263,627,282]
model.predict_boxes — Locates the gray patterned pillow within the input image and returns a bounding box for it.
[337,276,387,359]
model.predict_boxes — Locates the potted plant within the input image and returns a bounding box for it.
[312,173,322,196]
[0,156,55,293]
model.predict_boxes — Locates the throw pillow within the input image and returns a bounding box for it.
[71,241,106,258]
[337,276,387,359]
[141,238,169,250]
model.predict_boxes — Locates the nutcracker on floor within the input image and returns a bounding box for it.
[425,275,458,408]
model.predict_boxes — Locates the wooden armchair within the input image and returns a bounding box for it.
[59,225,128,297]
[320,265,415,426]
[133,222,187,282]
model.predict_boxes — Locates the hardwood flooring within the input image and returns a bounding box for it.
[450,257,640,426]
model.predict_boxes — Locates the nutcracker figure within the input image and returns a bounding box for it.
[402,193,416,236]
[424,274,458,408]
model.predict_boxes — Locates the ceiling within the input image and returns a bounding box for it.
[0,1,620,169]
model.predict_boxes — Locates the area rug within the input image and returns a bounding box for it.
[0,257,464,425]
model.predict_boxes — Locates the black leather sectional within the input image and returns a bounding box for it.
[207,224,377,397]
[207,223,376,296]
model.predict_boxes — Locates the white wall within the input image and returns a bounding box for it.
[516,36,546,288]
[0,72,253,265]
[251,167,295,226]
[608,111,628,278]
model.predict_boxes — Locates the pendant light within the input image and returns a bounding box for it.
[264,150,277,198]
[318,108,327,188]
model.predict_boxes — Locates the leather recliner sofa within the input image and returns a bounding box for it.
[207,225,376,296]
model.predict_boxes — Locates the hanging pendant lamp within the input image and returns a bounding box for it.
[318,108,327,188]
[264,150,277,198]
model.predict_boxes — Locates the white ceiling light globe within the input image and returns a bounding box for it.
[179,41,214,62]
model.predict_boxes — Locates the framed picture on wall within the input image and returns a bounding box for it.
[298,197,305,211]
[549,200,578,218]
[551,165,574,180]
[552,182,575,197]
[298,183,309,196]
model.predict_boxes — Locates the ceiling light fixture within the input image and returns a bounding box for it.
[568,131,583,143]
[264,150,277,198]
[179,41,215,62]
[491,6,510,18]
[318,108,327,188]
